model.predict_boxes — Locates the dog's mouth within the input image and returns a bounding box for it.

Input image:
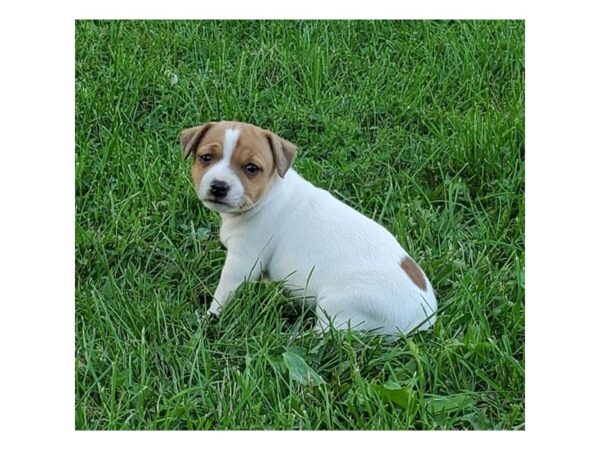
[202,197,239,212]
[204,198,230,206]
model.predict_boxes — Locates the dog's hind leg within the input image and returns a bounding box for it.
[313,298,385,335]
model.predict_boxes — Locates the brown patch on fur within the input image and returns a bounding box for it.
[400,256,427,291]
[190,141,223,188]
[264,130,297,177]
[230,125,277,208]
[180,123,215,159]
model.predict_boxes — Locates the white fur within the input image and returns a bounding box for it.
[222,127,241,161]
[197,128,244,211]
[207,169,437,338]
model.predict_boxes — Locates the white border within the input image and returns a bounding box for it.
[2,0,599,448]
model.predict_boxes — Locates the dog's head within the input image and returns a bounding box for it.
[180,121,296,214]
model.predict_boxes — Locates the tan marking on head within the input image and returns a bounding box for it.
[181,121,297,211]
[400,256,428,292]
[263,130,297,177]
[229,125,277,208]
[180,122,215,159]
[183,123,231,189]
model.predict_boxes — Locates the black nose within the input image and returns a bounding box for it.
[209,179,230,198]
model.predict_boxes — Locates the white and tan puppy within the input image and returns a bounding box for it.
[181,121,437,337]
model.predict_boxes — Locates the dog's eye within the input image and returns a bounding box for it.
[245,163,260,175]
[199,153,212,163]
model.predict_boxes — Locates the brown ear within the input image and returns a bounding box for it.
[264,131,297,177]
[180,123,214,159]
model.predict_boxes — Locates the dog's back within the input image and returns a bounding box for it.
[263,170,437,336]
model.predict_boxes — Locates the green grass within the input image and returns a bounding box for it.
[75,20,524,430]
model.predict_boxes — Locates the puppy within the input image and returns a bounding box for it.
[181,121,437,337]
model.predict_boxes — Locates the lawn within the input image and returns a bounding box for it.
[75,20,524,430]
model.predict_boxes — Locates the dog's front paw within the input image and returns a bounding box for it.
[207,301,223,317]
[201,311,218,324]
